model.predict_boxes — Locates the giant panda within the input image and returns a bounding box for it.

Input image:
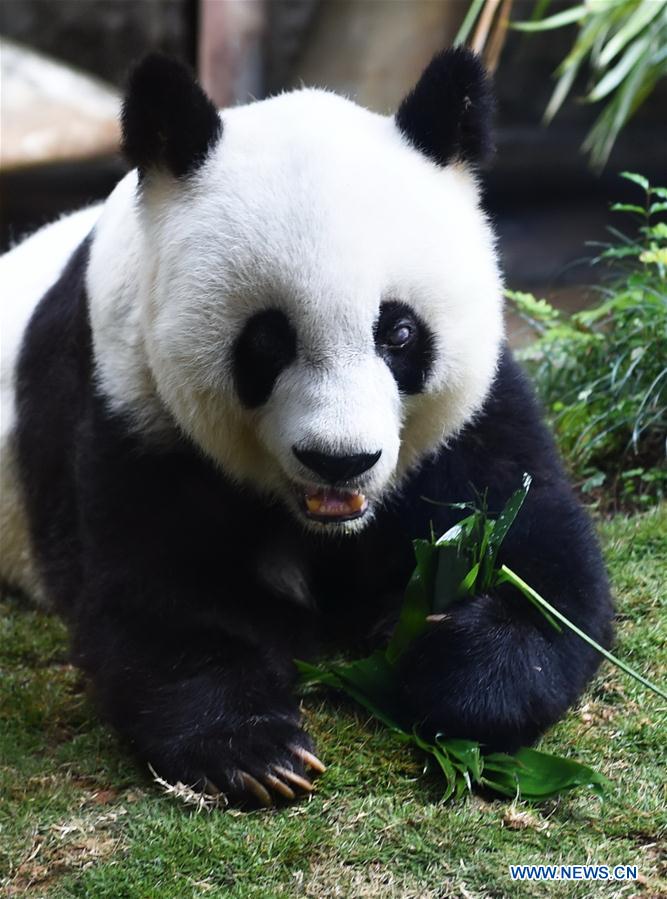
[0,50,613,806]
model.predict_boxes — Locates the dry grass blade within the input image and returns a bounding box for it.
[147,764,228,812]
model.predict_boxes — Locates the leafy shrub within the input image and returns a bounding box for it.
[513,0,667,169]
[455,0,667,169]
[507,172,667,510]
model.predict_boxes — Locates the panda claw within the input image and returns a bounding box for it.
[204,777,222,796]
[238,771,273,807]
[263,772,296,800]
[290,745,326,773]
[426,613,449,624]
[274,766,314,792]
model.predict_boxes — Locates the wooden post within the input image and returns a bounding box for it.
[198,0,266,108]
[287,0,463,113]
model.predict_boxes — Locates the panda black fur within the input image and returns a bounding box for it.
[0,50,613,805]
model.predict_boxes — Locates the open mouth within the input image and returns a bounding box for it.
[303,487,369,523]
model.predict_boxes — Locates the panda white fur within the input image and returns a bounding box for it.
[0,50,612,805]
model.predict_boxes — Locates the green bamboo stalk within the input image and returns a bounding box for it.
[454,0,488,46]
[500,564,667,701]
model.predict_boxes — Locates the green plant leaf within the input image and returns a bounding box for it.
[583,49,654,169]
[587,32,651,102]
[436,736,484,783]
[544,58,582,122]
[507,748,609,799]
[620,171,650,191]
[597,0,665,68]
[295,469,667,803]
[453,0,487,46]
[517,0,667,169]
[458,561,481,596]
[484,472,532,578]
[610,203,646,214]
[543,11,611,121]
[295,653,409,733]
[512,5,587,32]
[505,290,560,325]
[385,540,435,663]
[482,748,609,799]
[432,515,481,612]
[413,731,460,800]
[498,565,667,700]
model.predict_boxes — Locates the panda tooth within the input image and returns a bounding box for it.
[305,496,322,513]
[348,492,365,511]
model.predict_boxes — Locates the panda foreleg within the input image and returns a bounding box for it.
[391,352,614,750]
[70,608,321,806]
[396,477,613,752]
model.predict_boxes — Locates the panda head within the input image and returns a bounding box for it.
[118,51,503,533]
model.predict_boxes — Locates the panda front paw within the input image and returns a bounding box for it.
[147,715,325,808]
[397,593,570,752]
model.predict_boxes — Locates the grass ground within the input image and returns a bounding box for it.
[1,505,665,898]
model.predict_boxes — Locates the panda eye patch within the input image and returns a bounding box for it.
[233,308,297,408]
[374,301,434,394]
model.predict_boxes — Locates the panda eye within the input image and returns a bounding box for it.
[374,300,434,394]
[385,320,415,350]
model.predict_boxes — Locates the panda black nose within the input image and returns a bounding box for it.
[293,448,382,483]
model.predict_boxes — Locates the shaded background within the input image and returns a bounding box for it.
[1,0,665,311]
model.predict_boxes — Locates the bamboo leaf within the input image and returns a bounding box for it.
[385,541,434,663]
[454,0,488,46]
[436,736,483,783]
[544,57,581,122]
[484,473,532,574]
[483,749,609,799]
[295,653,409,732]
[414,731,459,800]
[523,1,667,166]
[583,49,654,168]
[512,5,588,32]
[458,562,481,596]
[498,565,667,700]
[295,480,630,804]
[598,0,665,68]
[509,747,609,799]
[587,33,651,101]
[433,541,475,612]
[531,0,554,22]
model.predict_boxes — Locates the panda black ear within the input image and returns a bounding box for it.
[395,47,494,168]
[121,54,222,180]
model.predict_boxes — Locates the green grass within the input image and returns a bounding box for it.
[1,506,665,898]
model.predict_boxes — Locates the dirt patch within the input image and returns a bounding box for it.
[297,860,462,898]
[5,808,127,896]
